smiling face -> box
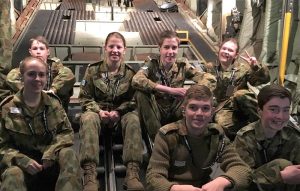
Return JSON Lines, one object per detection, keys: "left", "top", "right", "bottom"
{"left": 259, "top": 97, "right": 290, "bottom": 136}
{"left": 159, "top": 37, "right": 179, "bottom": 67}
{"left": 218, "top": 40, "right": 238, "bottom": 69}
{"left": 29, "top": 40, "right": 50, "bottom": 62}
{"left": 22, "top": 58, "right": 47, "bottom": 94}
{"left": 183, "top": 98, "right": 214, "bottom": 136}
{"left": 104, "top": 35, "right": 126, "bottom": 65}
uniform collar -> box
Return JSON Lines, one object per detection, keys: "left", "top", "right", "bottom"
{"left": 254, "top": 120, "right": 289, "bottom": 141}
{"left": 13, "top": 89, "right": 51, "bottom": 116}
{"left": 158, "top": 58, "right": 179, "bottom": 74}
{"left": 177, "top": 119, "right": 212, "bottom": 138}
{"left": 98, "top": 60, "right": 126, "bottom": 77}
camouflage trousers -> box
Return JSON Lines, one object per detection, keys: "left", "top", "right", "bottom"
{"left": 251, "top": 159, "right": 299, "bottom": 191}
{"left": 135, "top": 91, "right": 183, "bottom": 141}
{"left": 0, "top": 147, "right": 82, "bottom": 191}
{"left": 215, "top": 89, "right": 259, "bottom": 140}
{"left": 79, "top": 111, "right": 143, "bottom": 165}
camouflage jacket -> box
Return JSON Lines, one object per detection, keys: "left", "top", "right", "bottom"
{"left": 146, "top": 119, "right": 251, "bottom": 191}
{"left": 6, "top": 57, "right": 75, "bottom": 99}
{"left": 79, "top": 60, "right": 136, "bottom": 115}
{"left": 234, "top": 121, "right": 300, "bottom": 190}
{"left": 132, "top": 55, "right": 217, "bottom": 94}
{"left": 0, "top": 90, "right": 74, "bottom": 172}
{"left": 204, "top": 59, "right": 270, "bottom": 102}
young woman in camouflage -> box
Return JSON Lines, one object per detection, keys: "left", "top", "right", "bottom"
{"left": 6, "top": 36, "right": 75, "bottom": 112}
{"left": 146, "top": 84, "right": 251, "bottom": 191}
{"left": 79, "top": 32, "right": 144, "bottom": 191}
{"left": 0, "top": 56, "right": 81, "bottom": 191}
{"left": 204, "top": 38, "right": 270, "bottom": 140}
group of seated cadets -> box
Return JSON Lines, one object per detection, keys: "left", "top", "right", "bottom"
{"left": 0, "top": 29, "right": 299, "bottom": 191}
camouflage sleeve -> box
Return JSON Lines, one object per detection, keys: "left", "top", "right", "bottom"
{"left": 233, "top": 133, "right": 257, "bottom": 167}
{"left": 6, "top": 68, "right": 22, "bottom": 93}
{"left": 247, "top": 62, "right": 270, "bottom": 86}
{"left": 132, "top": 60, "right": 157, "bottom": 93}
{"left": 219, "top": 140, "right": 252, "bottom": 189}
{"left": 146, "top": 132, "right": 175, "bottom": 191}
{"left": 78, "top": 66, "right": 101, "bottom": 113}
{"left": 0, "top": 111, "right": 34, "bottom": 170}
{"left": 51, "top": 64, "right": 76, "bottom": 97}
{"left": 42, "top": 102, "right": 74, "bottom": 161}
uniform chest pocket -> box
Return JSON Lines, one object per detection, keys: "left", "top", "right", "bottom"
{"left": 170, "top": 144, "right": 191, "bottom": 173}
{"left": 93, "top": 77, "right": 109, "bottom": 95}
{"left": 5, "top": 113, "right": 30, "bottom": 134}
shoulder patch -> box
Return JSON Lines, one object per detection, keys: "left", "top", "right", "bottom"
{"left": 88, "top": 61, "right": 102, "bottom": 68}
{"left": 125, "top": 63, "right": 136, "bottom": 73}
{"left": 0, "top": 95, "right": 14, "bottom": 107}
{"left": 159, "top": 123, "right": 179, "bottom": 135}
{"left": 49, "top": 57, "right": 61, "bottom": 63}
{"left": 176, "top": 57, "right": 188, "bottom": 64}
{"left": 236, "top": 124, "right": 255, "bottom": 136}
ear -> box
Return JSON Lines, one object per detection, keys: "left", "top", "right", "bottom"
{"left": 234, "top": 52, "right": 239, "bottom": 60}
{"left": 211, "top": 106, "right": 215, "bottom": 115}
{"left": 181, "top": 105, "right": 185, "bottom": 117}
{"left": 257, "top": 108, "right": 262, "bottom": 116}
{"left": 47, "top": 49, "right": 50, "bottom": 57}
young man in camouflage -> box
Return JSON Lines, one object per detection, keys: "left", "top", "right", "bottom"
{"left": 146, "top": 84, "right": 251, "bottom": 191}
{"left": 204, "top": 38, "right": 270, "bottom": 140}
{"left": 0, "top": 56, "right": 81, "bottom": 190}
{"left": 6, "top": 36, "right": 75, "bottom": 112}
{"left": 132, "top": 30, "right": 216, "bottom": 141}
{"left": 234, "top": 84, "right": 300, "bottom": 191}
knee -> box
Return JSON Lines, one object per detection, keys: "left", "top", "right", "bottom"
{"left": 81, "top": 111, "right": 99, "bottom": 123}
{"left": 233, "top": 90, "right": 256, "bottom": 104}
{"left": 2, "top": 166, "right": 24, "bottom": 180}
{"left": 121, "top": 112, "right": 140, "bottom": 129}
{"left": 80, "top": 111, "right": 101, "bottom": 131}
{"left": 58, "top": 147, "right": 79, "bottom": 167}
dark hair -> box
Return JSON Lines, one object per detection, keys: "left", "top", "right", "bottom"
{"left": 158, "top": 30, "right": 180, "bottom": 47}
{"left": 183, "top": 84, "right": 213, "bottom": 105}
{"left": 105, "top": 32, "right": 126, "bottom": 47}
{"left": 20, "top": 56, "right": 48, "bottom": 75}
{"left": 219, "top": 38, "right": 239, "bottom": 53}
{"left": 257, "top": 84, "right": 292, "bottom": 109}
{"left": 29, "top": 36, "right": 49, "bottom": 49}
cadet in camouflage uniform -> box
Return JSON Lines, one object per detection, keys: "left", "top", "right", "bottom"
{"left": 234, "top": 84, "right": 300, "bottom": 191}
{"left": 79, "top": 32, "right": 144, "bottom": 191}
{"left": 146, "top": 84, "right": 251, "bottom": 191}
{"left": 204, "top": 38, "right": 270, "bottom": 140}
{"left": 6, "top": 36, "right": 75, "bottom": 112}
{"left": 0, "top": 56, "right": 82, "bottom": 191}
{"left": 132, "top": 30, "right": 216, "bottom": 140}
{"left": 0, "top": 0, "right": 13, "bottom": 102}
